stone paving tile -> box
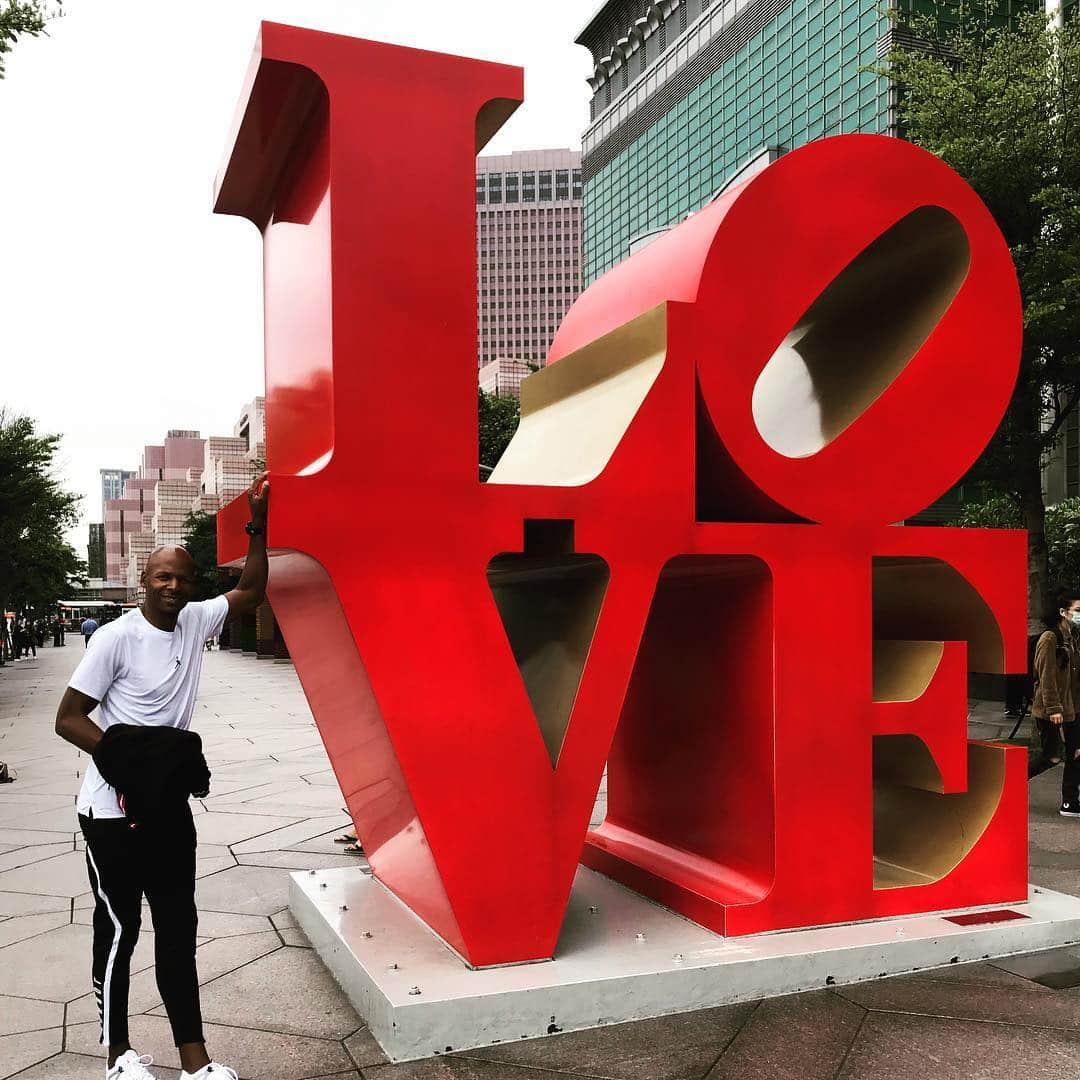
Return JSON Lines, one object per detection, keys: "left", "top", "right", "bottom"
{"left": 364, "top": 1060, "right": 599, "bottom": 1080}
{"left": 0, "top": 1027, "right": 64, "bottom": 1078}
{"left": 0, "top": 995, "right": 63, "bottom": 1036}
{"left": 837, "top": 1012, "right": 1080, "bottom": 1080}
{"left": 193, "top": 910, "right": 275, "bottom": 939}
{"left": 235, "top": 850, "right": 363, "bottom": 871}
{"left": 1030, "top": 866, "right": 1080, "bottom": 894}
{"left": 0, "top": 795, "right": 73, "bottom": 821}
{"left": 0, "top": 827, "right": 76, "bottom": 848}
{"left": 0, "top": 841, "right": 72, "bottom": 873}
{"left": 196, "top": 852, "right": 239, "bottom": 879}
{"left": 195, "top": 946, "right": 361, "bottom": 1038}
{"left": 278, "top": 925, "right": 312, "bottom": 947}
{"left": 705, "top": 992, "right": 864, "bottom": 1079}
{"left": 468, "top": 1004, "right": 756, "bottom": 1079}
{"left": 0, "top": 805, "right": 77, "bottom": 834}
{"left": 835, "top": 972, "right": 1080, "bottom": 1030}
{"left": 7, "top": 1053, "right": 181, "bottom": 1079}
{"left": 245, "top": 785, "right": 348, "bottom": 812}
{"left": 195, "top": 864, "right": 294, "bottom": 915}
{"left": 193, "top": 811, "right": 302, "bottom": 846}
{"left": 0, "top": 891, "right": 70, "bottom": 917}
{"left": 67, "top": 1016, "right": 355, "bottom": 1080}
{"left": 0, "top": 922, "right": 155, "bottom": 1003}
{"left": 271, "top": 908, "right": 297, "bottom": 929}
{"left": 0, "top": 851, "right": 92, "bottom": 898}
{"left": 915, "top": 960, "right": 1054, "bottom": 992}
{"left": 192, "top": 929, "right": 283, "bottom": 983}
{"left": 0, "top": 911, "right": 71, "bottom": 949}
{"left": 992, "top": 945, "right": 1080, "bottom": 989}
{"left": 345, "top": 1028, "right": 390, "bottom": 1069}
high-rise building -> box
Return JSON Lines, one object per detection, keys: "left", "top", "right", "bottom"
{"left": 478, "top": 357, "right": 534, "bottom": 399}
{"left": 103, "top": 430, "right": 205, "bottom": 588}
{"left": 87, "top": 523, "right": 105, "bottom": 579}
{"left": 575, "top": 0, "right": 1036, "bottom": 285}
{"left": 476, "top": 149, "right": 584, "bottom": 366}
{"left": 100, "top": 468, "right": 136, "bottom": 509}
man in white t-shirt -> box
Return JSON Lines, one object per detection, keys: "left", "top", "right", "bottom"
{"left": 55, "top": 472, "right": 270, "bottom": 1080}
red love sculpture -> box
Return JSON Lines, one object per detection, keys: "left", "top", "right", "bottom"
{"left": 215, "top": 23, "right": 1026, "bottom": 966}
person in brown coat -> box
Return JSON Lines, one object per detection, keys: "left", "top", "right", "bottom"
{"left": 1031, "top": 589, "right": 1080, "bottom": 816}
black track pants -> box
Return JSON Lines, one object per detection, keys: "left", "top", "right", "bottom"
{"left": 79, "top": 806, "right": 204, "bottom": 1047}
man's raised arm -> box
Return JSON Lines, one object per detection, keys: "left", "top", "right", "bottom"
{"left": 225, "top": 471, "right": 270, "bottom": 617}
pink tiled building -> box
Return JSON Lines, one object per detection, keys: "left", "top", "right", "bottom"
{"left": 104, "top": 432, "right": 204, "bottom": 586}
{"left": 476, "top": 149, "right": 583, "bottom": 368}
{"left": 101, "top": 403, "right": 266, "bottom": 598}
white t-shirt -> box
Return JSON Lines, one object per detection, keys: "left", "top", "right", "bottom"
{"left": 71, "top": 596, "right": 230, "bottom": 819}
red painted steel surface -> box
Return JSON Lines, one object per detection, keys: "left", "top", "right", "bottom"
{"left": 215, "top": 23, "right": 1027, "bottom": 965}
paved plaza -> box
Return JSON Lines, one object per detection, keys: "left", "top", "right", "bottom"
{"left": 1, "top": 644, "right": 1079, "bottom": 1079}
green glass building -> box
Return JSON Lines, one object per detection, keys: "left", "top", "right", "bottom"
{"left": 576, "top": 0, "right": 1042, "bottom": 285}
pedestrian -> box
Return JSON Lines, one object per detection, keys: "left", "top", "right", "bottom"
{"left": 52, "top": 618, "right": 62, "bottom": 648}
{"left": 80, "top": 615, "right": 100, "bottom": 647}
{"left": 15, "top": 618, "right": 36, "bottom": 660}
{"left": 1031, "top": 588, "right": 1080, "bottom": 817}
{"left": 54, "top": 471, "right": 269, "bottom": 1080}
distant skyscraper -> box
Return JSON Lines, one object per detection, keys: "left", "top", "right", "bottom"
{"left": 476, "top": 149, "right": 583, "bottom": 368}
{"left": 100, "top": 468, "right": 136, "bottom": 508}
{"left": 87, "top": 523, "right": 105, "bottom": 579}
{"left": 103, "top": 431, "right": 205, "bottom": 587}
{"left": 575, "top": 0, "right": 1036, "bottom": 284}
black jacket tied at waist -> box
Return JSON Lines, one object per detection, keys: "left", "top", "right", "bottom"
{"left": 92, "top": 725, "right": 211, "bottom": 825}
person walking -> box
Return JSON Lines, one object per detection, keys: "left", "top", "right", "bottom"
{"left": 1031, "top": 589, "right": 1080, "bottom": 817}
{"left": 55, "top": 472, "right": 270, "bottom": 1080}
{"left": 81, "top": 615, "right": 100, "bottom": 647}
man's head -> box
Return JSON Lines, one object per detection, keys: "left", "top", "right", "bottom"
{"left": 141, "top": 546, "right": 196, "bottom": 619}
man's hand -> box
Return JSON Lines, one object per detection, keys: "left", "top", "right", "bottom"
{"left": 1051, "top": 712, "right": 1065, "bottom": 725}
{"left": 248, "top": 470, "right": 269, "bottom": 527}
{"left": 226, "top": 470, "right": 271, "bottom": 619}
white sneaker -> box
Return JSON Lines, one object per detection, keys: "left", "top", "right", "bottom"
{"left": 107, "top": 1050, "right": 157, "bottom": 1079}
{"left": 180, "top": 1065, "right": 239, "bottom": 1080}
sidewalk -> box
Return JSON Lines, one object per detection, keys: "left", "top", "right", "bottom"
{"left": 0, "top": 645, "right": 1078, "bottom": 1080}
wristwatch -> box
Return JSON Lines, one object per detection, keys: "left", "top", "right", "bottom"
{"left": 244, "top": 521, "right": 265, "bottom": 536}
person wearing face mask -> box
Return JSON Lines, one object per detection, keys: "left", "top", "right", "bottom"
{"left": 1031, "top": 589, "right": 1080, "bottom": 816}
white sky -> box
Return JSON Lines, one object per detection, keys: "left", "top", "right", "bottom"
{"left": 0, "top": 0, "right": 593, "bottom": 555}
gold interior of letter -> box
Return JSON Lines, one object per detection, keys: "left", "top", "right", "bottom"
{"left": 752, "top": 206, "right": 970, "bottom": 458}
{"left": 489, "top": 305, "right": 667, "bottom": 487}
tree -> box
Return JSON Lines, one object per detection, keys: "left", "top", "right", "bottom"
{"left": 0, "top": 411, "right": 85, "bottom": 662}
{"left": 879, "top": 4, "right": 1080, "bottom": 630}
{"left": 951, "top": 494, "right": 1080, "bottom": 601}
{"left": 180, "top": 510, "right": 228, "bottom": 602}
{"left": 0, "top": 1, "right": 56, "bottom": 78}
{"left": 478, "top": 388, "right": 520, "bottom": 478}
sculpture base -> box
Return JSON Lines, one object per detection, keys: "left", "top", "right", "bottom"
{"left": 291, "top": 867, "right": 1080, "bottom": 1062}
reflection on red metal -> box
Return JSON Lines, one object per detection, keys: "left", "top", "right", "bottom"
{"left": 215, "top": 23, "right": 1027, "bottom": 967}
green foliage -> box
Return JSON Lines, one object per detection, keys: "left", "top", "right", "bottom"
{"left": 478, "top": 388, "right": 520, "bottom": 478}
{"left": 876, "top": 3, "right": 1080, "bottom": 620}
{"left": 180, "top": 510, "right": 228, "bottom": 602}
{"left": 952, "top": 493, "right": 1080, "bottom": 586}
{"left": 952, "top": 493, "right": 1022, "bottom": 530}
{"left": 0, "top": 1, "right": 54, "bottom": 78}
{"left": 0, "top": 411, "right": 86, "bottom": 660}
{"left": 881, "top": 4, "right": 1080, "bottom": 475}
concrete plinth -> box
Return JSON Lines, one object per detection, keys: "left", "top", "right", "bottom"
{"left": 290, "top": 866, "right": 1080, "bottom": 1062}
